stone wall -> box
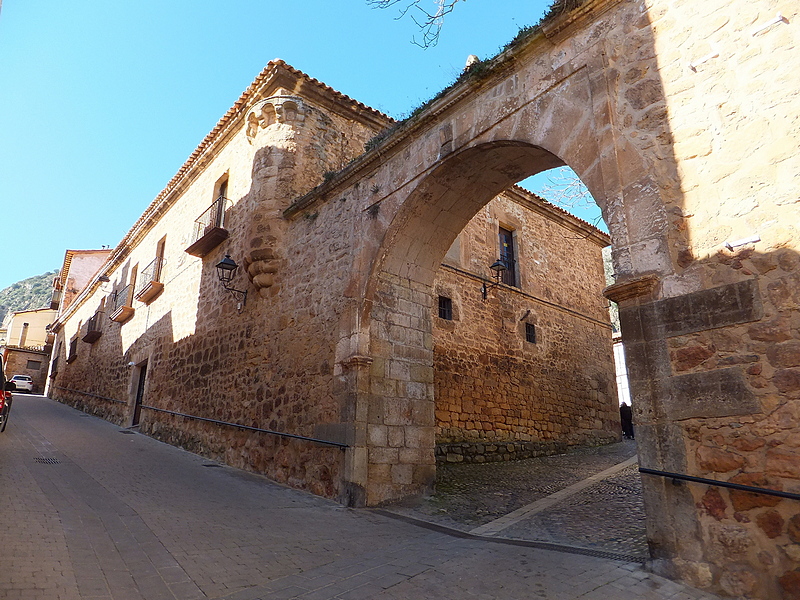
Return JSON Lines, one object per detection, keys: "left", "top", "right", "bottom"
{"left": 49, "top": 63, "right": 391, "bottom": 501}
{"left": 433, "top": 189, "right": 617, "bottom": 450}
{"left": 436, "top": 440, "right": 569, "bottom": 464}
{"left": 606, "top": 2, "right": 800, "bottom": 597}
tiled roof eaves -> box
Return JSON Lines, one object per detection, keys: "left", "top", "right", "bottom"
{"left": 58, "top": 250, "right": 76, "bottom": 287}
{"left": 53, "top": 61, "right": 391, "bottom": 327}
{"left": 120, "top": 60, "right": 393, "bottom": 256}
{"left": 507, "top": 184, "right": 610, "bottom": 246}
{"left": 12, "top": 307, "right": 56, "bottom": 316}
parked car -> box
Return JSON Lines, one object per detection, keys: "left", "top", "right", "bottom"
{"left": 9, "top": 374, "right": 34, "bottom": 393}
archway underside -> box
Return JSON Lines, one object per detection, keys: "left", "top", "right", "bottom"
{"left": 360, "top": 141, "right": 618, "bottom": 506}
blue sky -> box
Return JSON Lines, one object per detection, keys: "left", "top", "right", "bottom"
{"left": 0, "top": 0, "right": 603, "bottom": 291}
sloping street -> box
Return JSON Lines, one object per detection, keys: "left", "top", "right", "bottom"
{"left": 0, "top": 395, "right": 720, "bottom": 600}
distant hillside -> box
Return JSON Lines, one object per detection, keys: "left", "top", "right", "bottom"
{"left": 0, "top": 271, "right": 57, "bottom": 325}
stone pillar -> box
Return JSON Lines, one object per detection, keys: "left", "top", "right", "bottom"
{"left": 358, "top": 273, "right": 437, "bottom": 506}
{"left": 242, "top": 93, "right": 308, "bottom": 297}
{"left": 605, "top": 272, "right": 777, "bottom": 592}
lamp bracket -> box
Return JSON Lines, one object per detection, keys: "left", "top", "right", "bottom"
{"left": 222, "top": 285, "right": 247, "bottom": 312}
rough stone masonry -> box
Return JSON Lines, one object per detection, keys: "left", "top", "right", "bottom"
{"left": 48, "top": 1, "right": 800, "bottom": 598}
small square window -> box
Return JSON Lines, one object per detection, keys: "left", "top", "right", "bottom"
{"left": 525, "top": 322, "right": 537, "bottom": 344}
{"left": 438, "top": 296, "right": 453, "bottom": 320}
{"left": 26, "top": 360, "right": 42, "bottom": 370}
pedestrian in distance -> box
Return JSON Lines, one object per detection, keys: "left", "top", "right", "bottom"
{"left": 620, "top": 402, "right": 634, "bottom": 440}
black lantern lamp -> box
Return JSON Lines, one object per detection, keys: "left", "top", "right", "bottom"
{"left": 482, "top": 259, "right": 507, "bottom": 301}
{"left": 489, "top": 260, "right": 507, "bottom": 280}
{"left": 215, "top": 254, "right": 248, "bottom": 310}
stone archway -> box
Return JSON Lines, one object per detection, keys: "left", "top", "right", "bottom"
{"left": 347, "top": 57, "right": 680, "bottom": 507}
{"left": 283, "top": 2, "right": 799, "bottom": 596}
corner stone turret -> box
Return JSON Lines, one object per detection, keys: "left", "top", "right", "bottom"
{"left": 240, "top": 76, "right": 393, "bottom": 296}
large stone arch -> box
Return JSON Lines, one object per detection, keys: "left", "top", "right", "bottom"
{"left": 284, "top": 2, "right": 799, "bottom": 595}
{"left": 359, "top": 146, "right": 603, "bottom": 500}
{"left": 341, "top": 16, "right": 683, "bottom": 496}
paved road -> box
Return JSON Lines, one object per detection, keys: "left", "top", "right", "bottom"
{"left": 388, "top": 439, "right": 648, "bottom": 559}
{"left": 0, "top": 395, "right": 720, "bottom": 600}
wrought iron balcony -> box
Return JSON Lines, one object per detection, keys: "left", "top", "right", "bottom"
{"left": 82, "top": 312, "right": 103, "bottom": 343}
{"left": 185, "top": 196, "right": 229, "bottom": 257}
{"left": 134, "top": 257, "right": 165, "bottom": 303}
{"left": 109, "top": 285, "right": 135, "bottom": 323}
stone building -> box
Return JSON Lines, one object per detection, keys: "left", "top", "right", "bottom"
{"left": 1, "top": 307, "right": 56, "bottom": 392}
{"left": 46, "top": 248, "right": 112, "bottom": 392}
{"left": 50, "top": 249, "right": 113, "bottom": 313}
{"left": 47, "top": 0, "right": 800, "bottom": 596}
{"left": 48, "top": 59, "right": 615, "bottom": 499}
{"left": 433, "top": 185, "right": 615, "bottom": 462}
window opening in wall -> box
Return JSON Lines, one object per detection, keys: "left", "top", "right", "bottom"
{"left": 132, "top": 362, "right": 147, "bottom": 426}
{"left": 525, "top": 322, "right": 537, "bottom": 344}
{"left": 129, "top": 264, "right": 138, "bottom": 298}
{"left": 438, "top": 296, "right": 453, "bottom": 320}
{"left": 67, "top": 338, "right": 78, "bottom": 363}
{"left": 50, "top": 343, "right": 61, "bottom": 377}
{"left": 499, "top": 227, "right": 517, "bottom": 287}
{"left": 84, "top": 311, "right": 103, "bottom": 343}
{"left": 26, "top": 360, "right": 42, "bottom": 370}
{"left": 186, "top": 175, "right": 230, "bottom": 257}
{"left": 155, "top": 236, "right": 166, "bottom": 279}
{"left": 136, "top": 237, "right": 167, "bottom": 303}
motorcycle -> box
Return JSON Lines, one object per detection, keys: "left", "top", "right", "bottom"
{"left": 0, "top": 381, "right": 14, "bottom": 433}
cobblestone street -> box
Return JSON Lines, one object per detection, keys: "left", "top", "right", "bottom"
{"left": 384, "top": 440, "right": 649, "bottom": 559}
{"left": 0, "top": 395, "right": 720, "bottom": 600}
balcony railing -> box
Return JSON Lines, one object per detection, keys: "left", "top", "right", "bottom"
{"left": 134, "top": 257, "right": 165, "bottom": 303}
{"left": 113, "top": 285, "right": 132, "bottom": 311}
{"left": 66, "top": 338, "right": 78, "bottom": 363}
{"left": 82, "top": 312, "right": 103, "bottom": 343}
{"left": 109, "top": 285, "right": 134, "bottom": 323}
{"left": 185, "top": 196, "right": 229, "bottom": 257}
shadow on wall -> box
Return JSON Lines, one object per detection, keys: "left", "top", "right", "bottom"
{"left": 619, "top": 245, "right": 800, "bottom": 600}
{"left": 353, "top": 3, "right": 799, "bottom": 597}
{"left": 51, "top": 142, "right": 347, "bottom": 501}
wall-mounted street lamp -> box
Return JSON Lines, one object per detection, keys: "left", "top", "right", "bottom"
{"left": 215, "top": 254, "right": 248, "bottom": 311}
{"left": 482, "top": 259, "right": 506, "bottom": 301}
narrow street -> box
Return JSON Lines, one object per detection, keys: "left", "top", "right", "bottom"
{"left": 0, "top": 394, "right": 720, "bottom": 600}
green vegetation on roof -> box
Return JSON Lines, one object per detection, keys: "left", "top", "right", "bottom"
{"left": 364, "top": 0, "right": 589, "bottom": 154}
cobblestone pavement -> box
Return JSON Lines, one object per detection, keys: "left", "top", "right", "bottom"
{"left": 390, "top": 440, "right": 647, "bottom": 559}
{"left": 0, "top": 395, "right": 720, "bottom": 600}
{"left": 384, "top": 439, "right": 649, "bottom": 559}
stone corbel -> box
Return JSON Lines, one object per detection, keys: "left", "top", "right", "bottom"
{"left": 245, "top": 247, "right": 280, "bottom": 294}
{"left": 341, "top": 355, "right": 374, "bottom": 370}
{"left": 246, "top": 93, "right": 307, "bottom": 142}
{"left": 603, "top": 274, "right": 659, "bottom": 304}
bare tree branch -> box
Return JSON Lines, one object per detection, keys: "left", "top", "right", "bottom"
{"left": 367, "top": 0, "right": 464, "bottom": 47}
{"left": 539, "top": 166, "right": 598, "bottom": 218}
